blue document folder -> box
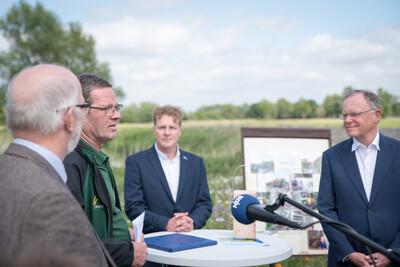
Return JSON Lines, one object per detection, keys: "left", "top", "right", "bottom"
{"left": 145, "top": 233, "right": 218, "bottom": 252}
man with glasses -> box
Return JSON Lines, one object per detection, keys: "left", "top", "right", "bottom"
{"left": 63, "top": 73, "right": 147, "bottom": 267}
{"left": 318, "top": 90, "right": 400, "bottom": 267}
{"left": 0, "top": 64, "right": 115, "bottom": 266}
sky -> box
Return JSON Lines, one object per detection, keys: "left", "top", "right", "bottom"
{"left": 1, "top": 0, "right": 399, "bottom": 112}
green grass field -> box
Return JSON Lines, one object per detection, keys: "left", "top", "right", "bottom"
{"left": 1, "top": 118, "right": 399, "bottom": 266}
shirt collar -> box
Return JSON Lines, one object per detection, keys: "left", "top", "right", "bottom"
{"left": 13, "top": 138, "right": 68, "bottom": 183}
{"left": 352, "top": 132, "right": 380, "bottom": 152}
{"left": 81, "top": 139, "right": 109, "bottom": 165}
{"left": 154, "top": 142, "right": 180, "bottom": 162}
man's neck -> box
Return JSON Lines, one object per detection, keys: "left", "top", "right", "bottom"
{"left": 80, "top": 132, "right": 102, "bottom": 151}
{"left": 156, "top": 144, "right": 177, "bottom": 160}
{"left": 355, "top": 129, "right": 379, "bottom": 147}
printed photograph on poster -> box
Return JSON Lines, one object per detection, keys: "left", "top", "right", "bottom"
{"left": 241, "top": 128, "right": 331, "bottom": 230}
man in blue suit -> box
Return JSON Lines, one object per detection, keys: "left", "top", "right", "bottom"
{"left": 124, "top": 105, "right": 213, "bottom": 234}
{"left": 318, "top": 90, "right": 400, "bottom": 267}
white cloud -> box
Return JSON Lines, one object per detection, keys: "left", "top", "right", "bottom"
{"left": 81, "top": 14, "right": 400, "bottom": 111}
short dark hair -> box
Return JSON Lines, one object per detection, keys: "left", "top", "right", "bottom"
{"left": 77, "top": 73, "right": 112, "bottom": 104}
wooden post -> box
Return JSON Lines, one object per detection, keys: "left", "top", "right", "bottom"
{"left": 233, "top": 190, "right": 256, "bottom": 239}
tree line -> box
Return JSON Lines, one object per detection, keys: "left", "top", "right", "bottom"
{"left": 119, "top": 87, "right": 399, "bottom": 123}
{"left": 1, "top": 1, "right": 398, "bottom": 124}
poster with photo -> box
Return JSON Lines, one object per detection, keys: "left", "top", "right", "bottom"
{"left": 241, "top": 127, "right": 331, "bottom": 230}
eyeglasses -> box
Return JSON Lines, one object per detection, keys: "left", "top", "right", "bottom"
{"left": 56, "top": 103, "right": 90, "bottom": 115}
{"left": 89, "top": 104, "right": 123, "bottom": 117}
{"left": 338, "top": 108, "right": 375, "bottom": 120}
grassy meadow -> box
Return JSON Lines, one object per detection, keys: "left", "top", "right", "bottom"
{"left": 1, "top": 117, "right": 400, "bottom": 266}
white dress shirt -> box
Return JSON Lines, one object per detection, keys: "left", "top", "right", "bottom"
{"left": 155, "top": 143, "right": 181, "bottom": 202}
{"left": 352, "top": 132, "right": 380, "bottom": 201}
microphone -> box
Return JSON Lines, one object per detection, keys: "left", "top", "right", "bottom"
{"left": 231, "top": 194, "right": 302, "bottom": 229}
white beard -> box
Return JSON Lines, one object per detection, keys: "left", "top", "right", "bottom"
{"left": 66, "top": 110, "right": 83, "bottom": 154}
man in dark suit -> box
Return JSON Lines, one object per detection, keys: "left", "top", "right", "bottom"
{"left": 0, "top": 64, "right": 115, "bottom": 266}
{"left": 318, "top": 90, "right": 400, "bottom": 267}
{"left": 124, "top": 105, "right": 213, "bottom": 234}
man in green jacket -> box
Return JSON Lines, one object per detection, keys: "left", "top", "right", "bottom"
{"left": 64, "top": 73, "right": 147, "bottom": 267}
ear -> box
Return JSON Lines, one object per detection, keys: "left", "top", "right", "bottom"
{"left": 63, "top": 107, "right": 76, "bottom": 134}
{"left": 374, "top": 109, "right": 382, "bottom": 123}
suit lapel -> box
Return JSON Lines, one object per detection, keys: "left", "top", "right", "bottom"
{"left": 176, "top": 150, "right": 188, "bottom": 203}
{"left": 147, "top": 147, "right": 175, "bottom": 202}
{"left": 340, "top": 139, "right": 369, "bottom": 205}
{"left": 369, "top": 135, "right": 393, "bottom": 206}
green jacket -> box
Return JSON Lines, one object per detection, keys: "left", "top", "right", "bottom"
{"left": 64, "top": 140, "right": 133, "bottom": 266}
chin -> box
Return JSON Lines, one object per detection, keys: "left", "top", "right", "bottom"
{"left": 105, "top": 136, "right": 116, "bottom": 143}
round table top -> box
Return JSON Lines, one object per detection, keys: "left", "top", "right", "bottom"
{"left": 144, "top": 229, "right": 292, "bottom": 267}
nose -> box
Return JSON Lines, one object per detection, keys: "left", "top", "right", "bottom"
{"left": 344, "top": 115, "right": 352, "bottom": 122}
{"left": 111, "top": 109, "right": 121, "bottom": 120}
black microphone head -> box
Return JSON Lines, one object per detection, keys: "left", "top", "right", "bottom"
{"left": 231, "top": 194, "right": 260, "bottom": 224}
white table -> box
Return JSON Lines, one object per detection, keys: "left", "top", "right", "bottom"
{"left": 144, "top": 229, "right": 292, "bottom": 267}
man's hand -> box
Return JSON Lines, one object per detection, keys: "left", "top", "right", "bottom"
{"left": 366, "top": 252, "right": 391, "bottom": 267}
{"left": 166, "top": 212, "right": 194, "bottom": 232}
{"left": 129, "top": 227, "right": 135, "bottom": 241}
{"left": 131, "top": 241, "right": 147, "bottom": 267}
{"left": 348, "top": 252, "right": 370, "bottom": 267}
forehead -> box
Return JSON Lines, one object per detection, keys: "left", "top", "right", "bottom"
{"left": 90, "top": 87, "right": 116, "bottom": 105}
{"left": 343, "top": 93, "right": 370, "bottom": 110}
{"left": 156, "top": 114, "right": 179, "bottom": 125}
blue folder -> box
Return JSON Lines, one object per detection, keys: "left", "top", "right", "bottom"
{"left": 144, "top": 233, "right": 218, "bottom": 252}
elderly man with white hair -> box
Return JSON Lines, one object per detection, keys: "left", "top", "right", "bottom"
{"left": 0, "top": 64, "right": 115, "bottom": 267}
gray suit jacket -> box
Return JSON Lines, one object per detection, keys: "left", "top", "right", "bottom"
{"left": 0, "top": 143, "right": 115, "bottom": 267}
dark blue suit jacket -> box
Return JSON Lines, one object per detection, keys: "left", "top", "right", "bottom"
{"left": 318, "top": 134, "right": 400, "bottom": 266}
{"left": 124, "top": 145, "right": 213, "bottom": 234}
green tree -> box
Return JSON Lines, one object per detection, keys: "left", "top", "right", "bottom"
{"left": 323, "top": 94, "right": 343, "bottom": 117}
{"left": 120, "top": 104, "right": 140, "bottom": 123}
{"left": 221, "top": 104, "right": 238, "bottom": 119}
{"left": 245, "top": 103, "right": 264, "bottom": 119}
{"left": 236, "top": 103, "right": 249, "bottom": 119}
{"left": 315, "top": 105, "right": 326, "bottom": 118}
{"left": 377, "top": 88, "right": 396, "bottom": 118}
{"left": 273, "top": 98, "right": 293, "bottom": 119}
{"left": 393, "top": 103, "right": 400, "bottom": 117}
{"left": 138, "top": 102, "right": 157, "bottom": 122}
{"left": 293, "top": 98, "right": 315, "bottom": 119}
{"left": 245, "top": 99, "right": 274, "bottom": 119}
{"left": 192, "top": 105, "right": 223, "bottom": 120}
{"left": 0, "top": 1, "right": 124, "bottom": 123}
{"left": 258, "top": 99, "right": 274, "bottom": 119}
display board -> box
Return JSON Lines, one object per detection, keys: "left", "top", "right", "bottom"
{"left": 241, "top": 127, "right": 331, "bottom": 229}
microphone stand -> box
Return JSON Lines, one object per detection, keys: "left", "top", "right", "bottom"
{"left": 266, "top": 193, "right": 400, "bottom": 265}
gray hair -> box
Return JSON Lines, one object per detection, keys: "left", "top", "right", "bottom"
{"left": 344, "top": 89, "right": 382, "bottom": 110}
{"left": 77, "top": 73, "right": 112, "bottom": 104}
{"left": 6, "top": 64, "right": 79, "bottom": 135}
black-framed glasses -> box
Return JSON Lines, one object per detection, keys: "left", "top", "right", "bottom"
{"left": 338, "top": 108, "right": 375, "bottom": 120}
{"left": 89, "top": 104, "right": 123, "bottom": 117}
{"left": 56, "top": 103, "right": 90, "bottom": 115}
